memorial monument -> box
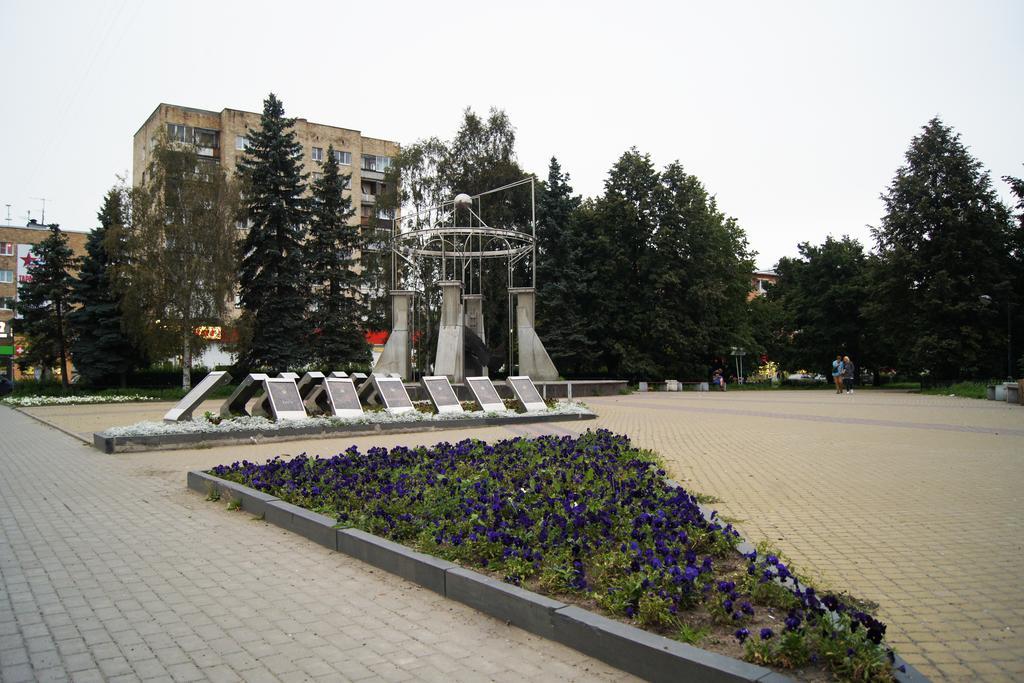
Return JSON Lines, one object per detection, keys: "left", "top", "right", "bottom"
{"left": 373, "top": 180, "right": 558, "bottom": 383}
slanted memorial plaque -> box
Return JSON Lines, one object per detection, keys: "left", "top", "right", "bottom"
{"left": 421, "top": 376, "right": 463, "bottom": 414}
{"left": 220, "top": 373, "right": 269, "bottom": 417}
{"left": 507, "top": 375, "right": 547, "bottom": 411}
{"left": 163, "top": 371, "right": 232, "bottom": 422}
{"left": 373, "top": 376, "right": 415, "bottom": 414}
{"left": 465, "top": 376, "right": 508, "bottom": 413}
{"left": 263, "top": 377, "right": 307, "bottom": 420}
{"left": 253, "top": 372, "right": 303, "bottom": 417}
{"left": 325, "top": 377, "right": 363, "bottom": 417}
{"left": 330, "top": 371, "right": 349, "bottom": 378}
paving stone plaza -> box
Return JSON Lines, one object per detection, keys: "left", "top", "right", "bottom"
{"left": 2, "top": 390, "right": 1022, "bottom": 681}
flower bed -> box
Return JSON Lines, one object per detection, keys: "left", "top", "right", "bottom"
{"left": 209, "top": 429, "right": 901, "bottom": 681}
{"left": 2, "top": 394, "right": 160, "bottom": 407}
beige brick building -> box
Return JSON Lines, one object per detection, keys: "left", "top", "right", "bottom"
{"left": 132, "top": 103, "right": 400, "bottom": 231}
{"left": 0, "top": 221, "right": 89, "bottom": 325}
{"left": 1, "top": 221, "right": 90, "bottom": 379}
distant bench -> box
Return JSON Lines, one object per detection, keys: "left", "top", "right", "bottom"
{"left": 638, "top": 380, "right": 709, "bottom": 392}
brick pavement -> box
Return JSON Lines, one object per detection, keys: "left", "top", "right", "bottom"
{"left": 12, "top": 390, "right": 1024, "bottom": 681}
{"left": 576, "top": 391, "right": 1023, "bottom": 682}
{"left": 0, "top": 406, "right": 635, "bottom": 683}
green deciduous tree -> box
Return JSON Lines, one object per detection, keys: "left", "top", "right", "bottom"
{"left": 762, "top": 236, "right": 870, "bottom": 375}
{"left": 111, "top": 136, "right": 239, "bottom": 389}
{"left": 68, "top": 185, "right": 145, "bottom": 387}
{"left": 866, "top": 117, "right": 1013, "bottom": 379}
{"left": 17, "top": 224, "right": 79, "bottom": 389}
{"left": 306, "top": 145, "right": 370, "bottom": 369}
{"left": 378, "top": 108, "right": 528, "bottom": 374}
{"left": 237, "top": 93, "right": 310, "bottom": 371}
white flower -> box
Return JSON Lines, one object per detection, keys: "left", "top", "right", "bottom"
{"left": 2, "top": 395, "right": 159, "bottom": 407}
{"left": 101, "top": 401, "right": 593, "bottom": 438}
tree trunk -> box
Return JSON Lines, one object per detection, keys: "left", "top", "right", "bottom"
{"left": 56, "top": 300, "right": 69, "bottom": 392}
{"left": 182, "top": 339, "right": 192, "bottom": 391}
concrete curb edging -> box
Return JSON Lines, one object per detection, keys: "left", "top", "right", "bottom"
{"left": 189, "top": 470, "right": 929, "bottom": 682}
{"left": 97, "top": 411, "right": 597, "bottom": 453}
{"left": 10, "top": 406, "right": 92, "bottom": 445}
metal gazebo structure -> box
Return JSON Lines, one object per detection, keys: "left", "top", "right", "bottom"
{"left": 372, "top": 177, "right": 558, "bottom": 383}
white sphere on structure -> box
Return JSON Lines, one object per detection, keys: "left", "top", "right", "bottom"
{"left": 454, "top": 193, "right": 472, "bottom": 209}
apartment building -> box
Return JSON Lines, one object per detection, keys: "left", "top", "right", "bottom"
{"left": 132, "top": 103, "right": 400, "bottom": 230}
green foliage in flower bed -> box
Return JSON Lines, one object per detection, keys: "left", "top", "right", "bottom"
{"left": 209, "top": 430, "right": 899, "bottom": 681}
{"left": 920, "top": 381, "right": 989, "bottom": 399}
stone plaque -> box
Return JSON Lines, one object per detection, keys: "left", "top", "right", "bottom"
{"left": 374, "top": 376, "right": 415, "bottom": 414}
{"left": 325, "top": 377, "right": 363, "bottom": 417}
{"left": 507, "top": 375, "right": 547, "bottom": 411}
{"left": 264, "top": 378, "right": 307, "bottom": 420}
{"left": 421, "top": 376, "right": 463, "bottom": 414}
{"left": 330, "top": 371, "right": 349, "bottom": 378}
{"left": 163, "top": 371, "right": 232, "bottom": 422}
{"left": 466, "top": 376, "right": 508, "bottom": 412}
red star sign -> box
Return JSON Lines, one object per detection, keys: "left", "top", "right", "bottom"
{"left": 20, "top": 252, "right": 37, "bottom": 268}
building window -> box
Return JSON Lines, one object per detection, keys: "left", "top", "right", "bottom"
{"left": 344, "top": 176, "right": 352, "bottom": 190}
{"left": 235, "top": 135, "right": 249, "bottom": 151}
{"left": 167, "top": 123, "right": 188, "bottom": 143}
{"left": 0, "top": 242, "right": 12, "bottom": 256}
{"left": 0, "top": 270, "right": 14, "bottom": 284}
{"left": 333, "top": 150, "right": 352, "bottom": 165}
{"left": 312, "top": 147, "right": 323, "bottom": 162}
{"left": 312, "top": 172, "right": 324, "bottom": 182}
{"left": 361, "top": 154, "right": 391, "bottom": 172}
{"left": 0, "top": 296, "right": 14, "bottom": 311}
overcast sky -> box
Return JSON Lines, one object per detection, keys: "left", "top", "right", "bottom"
{"left": 2, "top": 0, "right": 1021, "bottom": 269}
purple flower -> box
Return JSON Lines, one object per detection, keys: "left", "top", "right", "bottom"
{"left": 734, "top": 628, "right": 750, "bottom": 643}
{"left": 760, "top": 628, "right": 773, "bottom": 641}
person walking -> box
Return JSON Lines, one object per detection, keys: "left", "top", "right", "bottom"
{"left": 843, "top": 355, "right": 855, "bottom": 394}
{"left": 832, "top": 355, "right": 845, "bottom": 394}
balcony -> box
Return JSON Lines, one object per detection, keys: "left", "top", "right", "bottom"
{"left": 361, "top": 193, "right": 376, "bottom": 204}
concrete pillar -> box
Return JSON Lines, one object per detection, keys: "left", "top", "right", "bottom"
{"left": 373, "top": 290, "right": 414, "bottom": 380}
{"left": 434, "top": 281, "right": 465, "bottom": 383}
{"left": 463, "top": 294, "right": 486, "bottom": 377}
{"left": 510, "top": 287, "right": 559, "bottom": 381}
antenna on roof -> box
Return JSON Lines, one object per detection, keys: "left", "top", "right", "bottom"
{"left": 4, "top": 205, "right": 10, "bottom": 225}
{"left": 31, "top": 197, "right": 47, "bottom": 224}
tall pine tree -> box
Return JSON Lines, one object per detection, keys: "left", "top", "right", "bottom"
{"left": 17, "top": 225, "right": 78, "bottom": 389}
{"left": 535, "top": 157, "right": 596, "bottom": 376}
{"left": 237, "top": 93, "right": 310, "bottom": 371}
{"left": 306, "top": 145, "right": 370, "bottom": 369}
{"left": 68, "top": 186, "right": 143, "bottom": 387}
{"left": 866, "top": 117, "right": 1012, "bottom": 379}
